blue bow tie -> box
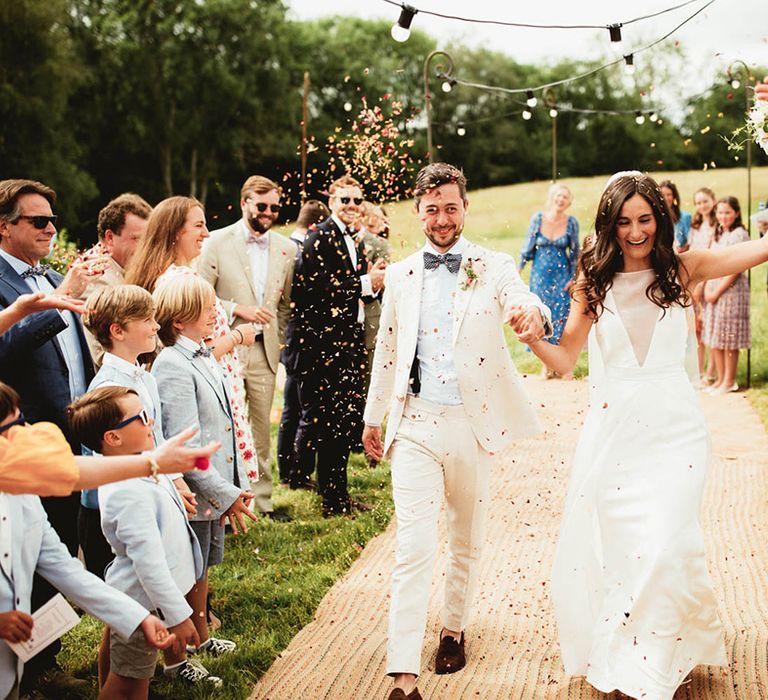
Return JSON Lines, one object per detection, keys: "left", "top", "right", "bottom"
{"left": 423, "top": 251, "right": 462, "bottom": 274}
{"left": 193, "top": 346, "right": 213, "bottom": 359}
{"left": 20, "top": 264, "right": 51, "bottom": 279}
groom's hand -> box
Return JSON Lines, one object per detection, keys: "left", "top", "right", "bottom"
{"left": 363, "top": 425, "right": 384, "bottom": 462}
{"left": 507, "top": 306, "right": 545, "bottom": 345}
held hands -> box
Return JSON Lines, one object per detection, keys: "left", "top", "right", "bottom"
{"left": 369, "top": 259, "right": 387, "bottom": 293}
{"left": 168, "top": 617, "right": 200, "bottom": 657}
{"left": 151, "top": 426, "right": 221, "bottom": 474}
{"left": 139, "top": 614, "right": 176, "bottom": 650}
{"left": 506, "top": 306, "right": 546, "bottom": 345}
{"left": 233, "top": 304, "right": 275, "bottom": 325}
{"left": 0, "top": 611, "right": 34, "bottom": 643}
{"left": 756, "top": 77, "right": 768, "bottom": 102}
{"left": 363, "top": 425, "right": 384, "bottom": 462}
{"left": 219, "top": 491, "right": 258, "bottom": 535}
{"left": 54, "top": 255, "right": 110, "bottom": 297}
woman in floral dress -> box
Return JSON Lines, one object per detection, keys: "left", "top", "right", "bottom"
{"left": 125, "top": 196, "right": 259, "bottom": 479}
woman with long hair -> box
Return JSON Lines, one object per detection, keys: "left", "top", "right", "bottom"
{"left": 519, "top": 183, "right": 580, "bottom": 377}
{"left": 702, "top": 196, "right": 750, "bottom": 395}
{"left": 125, "top": 197, "right": 259, "bottom": 478}
{"left": 690, "top": 187, "right": 718, "bottom": 383}
{"left": 513, "top": 172, "right": 768, "bottom": 699}
{"left": 659, "top": 179, "right": 692, "bottom": 252}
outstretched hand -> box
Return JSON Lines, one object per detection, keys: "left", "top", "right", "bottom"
{"left": 12, "top": 291, "right": 86, "bottom": 317}
{"left": 506, "top": 306, "right": 546, "bottom": 345}
{"left": 151, "top": 426, "right": 221, "bottom": 474}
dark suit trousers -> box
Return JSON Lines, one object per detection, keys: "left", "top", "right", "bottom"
{"left": 278, "top": 372, "right": 308, "bottom": 483}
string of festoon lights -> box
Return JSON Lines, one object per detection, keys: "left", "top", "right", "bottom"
{"left": 427, "top": 0, "right": 715, "bottom": 102}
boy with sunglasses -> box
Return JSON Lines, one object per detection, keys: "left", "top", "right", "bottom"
{"left": 199, "top": 174, "right": 296, "bottom": 521}
{"left": 67, "top": 385, "right": 221, "bottom": 693}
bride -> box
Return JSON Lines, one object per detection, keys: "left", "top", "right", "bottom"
{"left": 513, "top": 172, "right": 768, "bottom": 699}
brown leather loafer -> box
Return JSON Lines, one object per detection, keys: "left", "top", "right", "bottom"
{"left": 435, "top": 631, "right": 465, "bottom": 674}
{"left": 387, "top": 688, "right": 422, "bottom": 700}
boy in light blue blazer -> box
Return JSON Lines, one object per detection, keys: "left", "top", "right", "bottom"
{"left": 151, "top": 274, "right": 257, "bottom": 657}
{"left": 68, "top": 385, "right": 221, "bottom": 693}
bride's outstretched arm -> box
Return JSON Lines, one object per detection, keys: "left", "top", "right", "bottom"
{"left": 681, "top": 233, "right": 768, "bottom": 286}
{"left": 511, "top": 290, "right": 592, "bottom": 375}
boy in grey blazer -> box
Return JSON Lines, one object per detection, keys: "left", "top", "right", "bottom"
{"left": 151, "top": 274, "right": 257, "bottom": 657}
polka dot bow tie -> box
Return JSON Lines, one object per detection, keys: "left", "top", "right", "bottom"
{"left": 20, "top": 264, "right": 51, "bottom": 279}
{"left": 423, "top": 251, "right": 462, "bottom": 274}
{"left": 193, "top": 347, "right": 213, "bottom": 359}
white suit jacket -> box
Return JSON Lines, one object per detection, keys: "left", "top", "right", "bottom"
{"left": 363, "top": 239, "right": 550, "bottom": 456}
{"left": 99, "top": 474, "right": 204, "bottom": 627}
{"left": 198, "top": 222, "right": 295, "bottom": 374}
{"left": 0, "top": 494, "right": 148, "bottom": 697}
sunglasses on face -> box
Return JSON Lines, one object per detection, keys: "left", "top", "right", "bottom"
{"left": 16, "top": 215, "right": 58, "bottom": 229}
{"left": 0, "top": 413, "right": 26, "bottom": 433}
{"left": 251, "top": 202, "right": 281, "bottom": 213}
{"left": 108, "top": 408, "right": 150, "bottom": 432}
{"left": 339, "top": 197, "right": 364, "bottom": 206}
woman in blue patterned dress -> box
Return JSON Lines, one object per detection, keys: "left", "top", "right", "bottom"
{"left": 519, "top": 184, "right": 580, "bottom": 375}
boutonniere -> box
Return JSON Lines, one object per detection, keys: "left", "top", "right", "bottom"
{"left": 460, "top": 257, "right": 485, "bottom": 291}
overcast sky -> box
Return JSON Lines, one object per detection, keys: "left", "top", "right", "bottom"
{"left": 286, "top": 0, "right": 767, "bottom": 80}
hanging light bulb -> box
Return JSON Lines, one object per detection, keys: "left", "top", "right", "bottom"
{"left": 649, "top": 112, "right": 658, "bottom": 123}
{"left": 549, "top": 108, "right": 558, "bottom": 118}
{"left": 391, "top": 4, "right": 417, "bottom": 42}
{"left": 526, "top": 90, "right": 537, "bottom": 108}
{"left": 343, "top": 102, "right": 353, "bottom": 112}
{"left": 522, "top": 109, "right": 532, "bottom": 121}
{"left": 441, "top": 78, "right": 457, "bottom": 93}
{"left": 635, "top": 111, "right": 645, "bottom": 125}
{"left": 623, "top": 54, "right": 635, "bottom": 75}
{"left": 730, "top": 78, "right": 741, "bottom": 90}
{"left": 457, "top": 122, "right": 466, "bottom": 136}
{"left": 608, "top": 23, "right": 624, "bottom": 55}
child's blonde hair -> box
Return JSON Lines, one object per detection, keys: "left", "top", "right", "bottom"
{"left": 153, "top": 274, "right": 216, "bottom": 346}
{"left": 84, "top": 284, "right": 155, "bottom": 350}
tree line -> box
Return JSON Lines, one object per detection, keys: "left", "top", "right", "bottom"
{"left": 1, "top": 0, "right": 765, "bottom": 244}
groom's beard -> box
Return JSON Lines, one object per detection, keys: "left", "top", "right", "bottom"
{"left": 248, "top": 216, "right": 274, "bottom": 234}
{"left": 424, "top": 222, "right": 463, "bottom": 251}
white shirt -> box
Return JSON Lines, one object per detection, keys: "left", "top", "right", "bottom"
{"left": 289, "top": 229, "right": 306, "bottom": 245}
{"left": 330, "top": 214, "right": 372, "bottom": 323}
{"left": 0, "top": 494, "right": 12, "bottom": 582}
{"left": 0, "top": 248, "right": 87, "bottom": 401}
{"left": 241, "top": 222, "right": 268, "bottom": 337}
{"left": 413, "top": 237, "right": 467, "bottom": 406}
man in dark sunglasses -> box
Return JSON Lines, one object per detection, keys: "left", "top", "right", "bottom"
{"left": 199, "top": 174, "right": 297, "bottom": 522}
{"left": 286, "top": 174, "right": 386, "bottom": 518}
{"left": 0, "top": 177, "right": 101, "bottom": 684}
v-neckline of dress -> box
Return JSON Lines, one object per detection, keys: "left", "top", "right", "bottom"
{"left": 607, "top": 286, "right": 664, "bottom": 369}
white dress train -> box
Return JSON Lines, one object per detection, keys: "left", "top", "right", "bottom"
{"left": 552, "top": 270, "right": 726, "bottom": 700}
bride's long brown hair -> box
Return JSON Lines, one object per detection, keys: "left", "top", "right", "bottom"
{"left": 576, "top": 173, "right": 690, "bottom": 319}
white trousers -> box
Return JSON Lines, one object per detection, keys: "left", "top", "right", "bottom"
{"left": 387, "top": 396, "right": 493, "bottom": 676}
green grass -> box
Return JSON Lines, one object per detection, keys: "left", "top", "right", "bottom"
{"left": 53, "top": 166, "right": 768, "bottom": 698}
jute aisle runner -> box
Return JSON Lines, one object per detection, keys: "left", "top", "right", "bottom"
{"left": 252, "top": 377, "right": 768, "bottom": 700}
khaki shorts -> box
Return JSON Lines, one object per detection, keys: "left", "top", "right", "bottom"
{"left": 110, "top": 624, "right": 159, "bottom": 679}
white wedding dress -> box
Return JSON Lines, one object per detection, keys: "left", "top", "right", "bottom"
{"left": 552, "top": 270, "right": 727, "bottom": 700}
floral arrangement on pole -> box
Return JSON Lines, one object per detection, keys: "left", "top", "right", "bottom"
{"left": 723, "top": 96, "right": 768, "bottom": 156}
{"left": 326, "top": 94, "right": 421, "bottom": 203}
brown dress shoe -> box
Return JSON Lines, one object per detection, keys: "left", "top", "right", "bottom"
{"left": 435, "top": 631, "right": 466, "bottom": 674}
{"left": 387, "top": 688, "right": 423, "bottom": 700}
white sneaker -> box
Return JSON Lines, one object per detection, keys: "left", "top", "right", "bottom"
{"left": 187, "top": 636, "right": 237, "bottom": 656}
{"left": 710, "top": 383, "right": 738, "bottom": 396}
{"left": 163, "top": 659, "right": 222, "bottom": 686}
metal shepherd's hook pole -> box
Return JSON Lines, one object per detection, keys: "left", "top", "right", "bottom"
{"left": 423, "top": 50, "right": 455, "bottom": 164}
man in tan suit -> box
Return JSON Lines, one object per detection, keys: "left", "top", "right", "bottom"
{"left": 363, "top": 163, "right": 551, "bottom": 700}
{"left": 80, "top": 193, "right": 152, "bottom": 367}
{"left": 199, "top": 175, "right": 295, "bottom": 521}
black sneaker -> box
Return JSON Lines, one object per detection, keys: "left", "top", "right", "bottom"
{"left": 187, "top": 636, "right": 237, "bottom": 656}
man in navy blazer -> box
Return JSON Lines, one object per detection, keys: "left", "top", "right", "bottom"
{"left": 0, "top": 179, "right": 100, "bottom": 686}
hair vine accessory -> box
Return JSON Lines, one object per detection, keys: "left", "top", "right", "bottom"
{"left": 603, "top": 170, "right": 644, "bottom": 192}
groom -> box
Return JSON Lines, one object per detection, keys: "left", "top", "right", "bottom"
{"left": 363, "top": 163, "right": 551, "bottom": 700}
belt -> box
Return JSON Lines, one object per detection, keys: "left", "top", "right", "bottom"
{"left": 254, "top": 334, "right": 264, "bottom": 343}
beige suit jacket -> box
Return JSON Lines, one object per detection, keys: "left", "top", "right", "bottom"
{"left": 363, "top": 239, "right": 550, "bottom": 456}
{"left": 197, "top": 222, "right": 295, "bottom": 374}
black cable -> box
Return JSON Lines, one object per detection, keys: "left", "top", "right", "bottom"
{"left": 381, "top": 0, "right": 706, "bottom": 30}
